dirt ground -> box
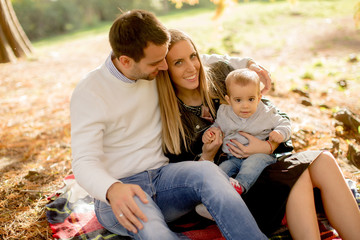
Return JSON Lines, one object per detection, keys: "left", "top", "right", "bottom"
{"left": 0, "top": 12, "right": 359, "bottom": 240}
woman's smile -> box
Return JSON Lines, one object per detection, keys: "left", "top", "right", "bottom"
{"left": 184, "top": 74, "right": 197, "bottom": 81}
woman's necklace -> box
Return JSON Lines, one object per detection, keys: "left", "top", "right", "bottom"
{"left": 177, "top": 98, "right": 203, "bottom": 117}
{"left": 177, "top": 97, "right": 214, "bottom": 122}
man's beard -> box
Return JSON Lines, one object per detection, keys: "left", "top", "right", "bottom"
{"left": 130, "top": 67, "right": 157, "bottom": 81}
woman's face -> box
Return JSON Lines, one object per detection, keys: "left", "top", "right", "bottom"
{"left": 166, "top": 40, "right": 200, "bottom": 94}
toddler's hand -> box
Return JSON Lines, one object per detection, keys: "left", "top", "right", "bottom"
{"left": 202, "top": 129, "right": 216, "bottom": 144}
{"left": 269, "top": 130, "right": 284, "bottom": 143}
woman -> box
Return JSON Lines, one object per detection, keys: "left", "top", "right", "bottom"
{"left": 156, "top": 29, "right": 360, "bottom": 239}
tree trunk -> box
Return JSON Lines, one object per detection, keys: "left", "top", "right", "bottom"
{"left": 0, "top": 0, "right": 33, "bottom": 63}
{"left": 162, "top": 0, "right": 169, "bottom": 13}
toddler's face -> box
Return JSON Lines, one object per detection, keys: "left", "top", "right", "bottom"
{"left": 225, "top": 82, "right": 261, "bottom": 118}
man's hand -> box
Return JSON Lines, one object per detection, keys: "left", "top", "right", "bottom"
{"left": 248, "top": 62, "right": 272, "bottom": 95}
{"left": 106, "top": 182, "right": 149, "bottom": 233}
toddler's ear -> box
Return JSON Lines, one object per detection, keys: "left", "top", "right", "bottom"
{"left": 258, "top": 94, "right": 262, "bottom": 103}
{"left": 225, "top": 95, "right": 230, "bottom": 105}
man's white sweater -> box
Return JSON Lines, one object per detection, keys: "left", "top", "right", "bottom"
{"left": 70, "top": 63, "right": 168, "bottom": 203}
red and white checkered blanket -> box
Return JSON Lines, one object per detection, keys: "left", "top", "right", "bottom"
{"left": 46, "top": 175, "right": 359, "bottom": 240}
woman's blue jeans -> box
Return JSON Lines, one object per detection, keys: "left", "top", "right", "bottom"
{"left": 95, "top": 161, "right": 267, "bottom": 240}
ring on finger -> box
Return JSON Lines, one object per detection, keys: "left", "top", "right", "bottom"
{"left": 119, "top": 213, "right": 124, "bottom": 218}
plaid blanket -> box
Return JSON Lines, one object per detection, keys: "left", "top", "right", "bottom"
{"left": 46, "top": 175, "right": 360, "bottom": 240}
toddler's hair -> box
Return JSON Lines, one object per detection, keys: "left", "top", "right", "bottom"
{"left": 225, "top": 69, "right": 260, "bottom": 95}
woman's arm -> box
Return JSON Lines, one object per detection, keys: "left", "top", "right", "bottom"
{"left": 248, "top": 60, "right": 271, "bottom": 95}
{"left": 261, "top": 98, "right": 294, "bottom": 154}
{"left": 227, "top": 132, "right": 279, "bottom": 158}
{"left": 200, "top": 54, "right": 250, "bottom": 69}
{"left": 200, "top": 127, "right": 224, "bottom": 161}
{"left": 201, "top": 55, "right": 272, "bottom": 95}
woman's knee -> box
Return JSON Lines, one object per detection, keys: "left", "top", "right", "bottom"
{"left": 311, "top": 151, "right": 338, "bottom": 171}
{"left": 319, "top": 151, "right": 336, "bottom": 162}
{"left": 309, "top": 151, "right": 342, "bottom": 187}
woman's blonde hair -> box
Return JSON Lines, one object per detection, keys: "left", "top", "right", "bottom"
{"left": 156, "top": 29, "right": 217, "bottom": 154}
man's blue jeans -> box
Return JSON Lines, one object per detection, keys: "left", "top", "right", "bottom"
{"left": 220, "top": 153, "right": 276, "bottom": 192}
{"left": 95, "top": 161, "right": 267, "bottom": 240}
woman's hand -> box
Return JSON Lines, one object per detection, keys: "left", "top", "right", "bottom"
{"left": 248, "top": 62, "right": 272, "bottom": 95}
{"left": 201, "top": 127, "right": 223, "bottom": 161}
{"left": 228, "top": 132, "right": 278, "bottom": 158}
{"left": 202, "top": 129, "right": 216, "bottom": 144}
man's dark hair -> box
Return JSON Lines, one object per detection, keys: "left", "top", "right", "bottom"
{"left": 109, "top": 9, "right": 170, "bottom": 62}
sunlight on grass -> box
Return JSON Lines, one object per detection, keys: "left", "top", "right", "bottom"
{"left": 33, "top": 22, "right": 112, "bottom": 48}
{"left": 159, "top": 7, "right": 215, "bottom": 22}
{"left": 33, "top": 0, "right": 358, "bottom": 54}
{"left": 32, "top": 8, "right": 215, "bottom": 48}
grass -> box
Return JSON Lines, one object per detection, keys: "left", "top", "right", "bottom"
{"left": 33, "top": 0, "right": 359, "bottom": 52}
{"left": 32, "top": 7, "right": 216, "bottom": 48}
{"left": 33, "top": 22, "right": 112, "bottom": 48}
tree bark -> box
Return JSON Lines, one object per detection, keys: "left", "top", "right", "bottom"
{"left": 162, "top": 0, "right": 169, "bottom": 13}
{"left": 0, "top": 0, "right": 33, "bottom": 63}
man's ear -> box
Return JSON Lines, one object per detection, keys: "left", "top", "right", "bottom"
{"left": 118, "top": 56, "right": 133, "bottom": 68}
{"left": 225, "top": 95, "right": 231, "bottom": 105}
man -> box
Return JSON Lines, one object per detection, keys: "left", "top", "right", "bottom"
{"left": 70, "top": 9, "right": 267, "bottom": 240}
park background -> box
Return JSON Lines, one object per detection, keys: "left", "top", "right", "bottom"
{"left": 1, "top": 0, "right": 360, "bottom": 239}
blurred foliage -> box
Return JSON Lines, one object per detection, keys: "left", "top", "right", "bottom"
{"left": 12, "top": 0, "right": 215, "bottom": 40}
{"left": 355, "top": 1, "right": 360, "bottom": 29}
{"left": 174, "top": 0, "right": 360, "bottom": 23}
{"left": 11, "top": 0, "right": 360, "bottom": 41}
{"left": 170, "top": 0, "right": 200, "bottom": 8}
{"left": 171, "top": 0, "right": 297, "bottom": 18}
